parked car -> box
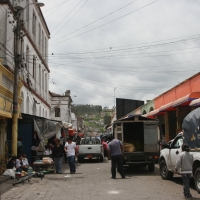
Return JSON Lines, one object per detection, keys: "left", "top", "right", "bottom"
{"left": 77, "top": 137, "right": 104, "bottom": 162}
{"left": 159, "top": 107, "right": 200, "bottom": 193}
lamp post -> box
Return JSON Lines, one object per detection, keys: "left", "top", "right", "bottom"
{"left": 11, "top": 2, "right": 44, "bottom": 156}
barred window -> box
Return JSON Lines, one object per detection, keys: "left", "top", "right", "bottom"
{"left": 55, "top": 108, "right": 60, "bottom": 117}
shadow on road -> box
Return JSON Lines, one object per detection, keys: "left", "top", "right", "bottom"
{"left": 171, "top": 176, "right": 196, "bottom": 191}
{"left": 124, "top": 165, "right": 160, "bottom": 177}
{"left": 78, "top": 158, "right": 109, "bottom": 164}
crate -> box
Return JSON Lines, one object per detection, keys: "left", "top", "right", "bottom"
{"left": 124, "top": 143, "right": 135, "bottom": 152}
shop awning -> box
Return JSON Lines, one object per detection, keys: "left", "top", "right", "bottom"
{"left": 172, "top": 92, "right": 200, "bottom": 107}
{"left": 190, "top": 98, "right": 200, "bottom": 106}
{"left": 159, "top": 101, "right": 173, "bottom": 112}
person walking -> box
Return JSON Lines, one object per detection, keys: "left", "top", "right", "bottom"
{"left": 107, "top": 135, "right": 125, "bottom": 179}
{"left": 64, "top": 137, "right": 76, "bottom": 174}
{"left": 175, "top": 143, "right": 193, "bottom": 199}
{"left": 52, "top": 138, "right": 65, "bottom": 174}
{"left": 102, "top": 138, "right": 108, "bottom": 158}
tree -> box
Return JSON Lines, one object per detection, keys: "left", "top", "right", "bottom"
{"left": 104, "top": 114, "right": 111, "bottom": 125}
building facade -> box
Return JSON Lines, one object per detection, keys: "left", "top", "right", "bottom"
{"left": 0, "top": 0, "right": 50, "bottom": 118}
{"left": 128, "top": 72, "right": 200, "bottom": 142}
{"left": 50, "top": 90, "right": 73, "bottom": 123}
{"left": 0, "top": 59, "right": 22, "bottom": 174}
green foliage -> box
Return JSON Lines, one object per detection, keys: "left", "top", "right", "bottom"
{"left": 71, "top": 104, "right": 102, "bottom": 116}
{"left": 104, "top": 114, "right": 111, "bottom": 125}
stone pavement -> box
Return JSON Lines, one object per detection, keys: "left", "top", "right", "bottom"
{"left": 1, "top": 159, "right": 200, "bottom": 200}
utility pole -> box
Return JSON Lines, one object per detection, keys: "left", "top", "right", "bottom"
{"left": 12, "top": 8, "right": 22, "bottom": 156}
{"left": 11, "top": 1, "right": 44, "bottom": 156}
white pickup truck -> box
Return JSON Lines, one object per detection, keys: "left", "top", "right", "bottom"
{"left": 77, "top": 137, "right": 104, "bottom": 162}
{"left": 159, "top": 107, "right": 200, "bottom": 193}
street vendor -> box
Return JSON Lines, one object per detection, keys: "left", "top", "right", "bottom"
{"left": 22, "top": 153, "right": 29, "bottom": 167}
{"left": 7, "top": 156, "right": 17, "bottom": 169}
{"left": 16, "top": 154, "right": 28, "bottom": 172}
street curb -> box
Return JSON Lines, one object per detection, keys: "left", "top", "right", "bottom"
{"left": 0, "top": 176, "right": 11, "bottom": 184}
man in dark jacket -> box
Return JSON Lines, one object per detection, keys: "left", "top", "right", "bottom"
{"left": 52, "top": 138, "right": 65, "bottom": 174}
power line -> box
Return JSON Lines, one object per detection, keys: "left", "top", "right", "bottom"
{"left": 50, "top": 67, "right": 161, "bottom": 90}
{"left": 47, "top": 45, "right": 200, "bottom": 61}
{"left": 51, "top": 0, "right": 138, "bottom": 42}
{"left": 52, "top": 0, "right": 82, "bottom": 32}
{"left": 49, "top": 0, "right": 160, "bottom": 45}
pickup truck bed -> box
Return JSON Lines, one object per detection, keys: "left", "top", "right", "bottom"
{"left": 77, "top": 137, "right": 104, "bottom": 162}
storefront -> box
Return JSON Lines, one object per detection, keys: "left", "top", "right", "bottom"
{"left": 0, "top": 60, "right": 22, "bottom": 174}
{"left": 129, "top": 72, "right": 200, "bottom": 142}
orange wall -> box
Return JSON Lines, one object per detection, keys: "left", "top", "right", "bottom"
{"left": 154, "top": 73, "right": 200, "bottom": 109}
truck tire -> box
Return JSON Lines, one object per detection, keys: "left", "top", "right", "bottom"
{"left": 148, "top": 163, "right": 155, "bottom": 172}
{"left": 100, "top": 156, "right": 103, "bottom": 162}
{"left": 159, "top": 160, "right": 173, "bottom": 180}
{"left": 194, "top": 167, "right": 200, "bottom": 193}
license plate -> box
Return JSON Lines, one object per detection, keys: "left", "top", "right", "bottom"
{"left": 87, "top": 155, "right": 93, "bottom": 158}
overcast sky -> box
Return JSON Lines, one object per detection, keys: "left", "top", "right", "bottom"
{"left": 42, "top": 0, "right": 200, "bottom": 108}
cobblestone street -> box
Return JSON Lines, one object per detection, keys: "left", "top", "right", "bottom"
{"left": 1, "top": 159, "right": 200, "bottom": 200}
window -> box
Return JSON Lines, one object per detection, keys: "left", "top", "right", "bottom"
{"left": 26, "top": 0, "right": 29, "bottom": 30}
{"left": 55, "top": 108, "right": 60, "bottom": 117}
{"left": 45, "top": 37, "right": 48, "bottom": 61}
{"left": 26, "top": 46, "right": 29, "bottom": 70}
{"left": 41, "top": 31, "right": 44, "bottom": 55}
{"left": 171, "top": 138, "right": 183, "bottom": 149}
{"left": 38, "top": 23, "right": 41, "bottom": 50}
{"left": 33, "top": 55, "right": 36, "bottom": 78}
{"left": 32, "top": 11, "right": 36, "bottom": 36}
{"left": 39, "top": 65, "right": 41, "bottom": 86}
{"left": 45, "top": 73, "right": 47, "bottom": 92}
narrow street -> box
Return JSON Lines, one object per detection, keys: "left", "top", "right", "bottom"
{"left": 1, "top": 159, "right": 199, "bottom": 200}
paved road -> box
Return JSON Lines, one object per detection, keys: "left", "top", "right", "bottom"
{"left": 0, "top": 159, "right": 200, "bottom": 200}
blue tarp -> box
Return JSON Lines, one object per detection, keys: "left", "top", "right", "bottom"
{"left": 183, "top": 107, "right": 200, "bottom": 148}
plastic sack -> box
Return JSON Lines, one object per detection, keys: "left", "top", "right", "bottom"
{"left": 3, "top": 169, "right": 15, "bottom": 178}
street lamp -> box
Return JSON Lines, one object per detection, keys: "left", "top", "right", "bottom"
{"left": 11, "top": 2, "right": 44, "bottom": 156}
{"left": 14, "top": 2, "right": 45, "bottom": 10}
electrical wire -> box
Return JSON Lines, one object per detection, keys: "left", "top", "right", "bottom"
{"left": 50, "top": 67, "right": 169, "bottom": 90}
{"left": 51, "top": 0, "right": 138, "bottom": 41}
{"left": 51, "top": 0, "right": 83, "bottom": 33}
{"left": 50, "top": 0, "right": 161, "bottom": 45}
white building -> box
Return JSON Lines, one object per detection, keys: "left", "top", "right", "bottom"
{"left": 71, "top": 112, "right": 77, "bottom": 130}
{"left": 50, "top": 90, "right": 73, "bottom": 123}
{"left": 0, "top": 0, "right": 50, "bottom": 118}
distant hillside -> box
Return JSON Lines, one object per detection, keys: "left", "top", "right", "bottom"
{"left": 71, "top": 104, "right": 102, "bottom": 116}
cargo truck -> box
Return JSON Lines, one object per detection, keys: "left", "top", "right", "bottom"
{"left": 113, "top": 115, "right": 160, "bottom": 172}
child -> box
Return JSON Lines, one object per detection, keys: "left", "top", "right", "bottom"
{"left": 175, "top": 144, "right": 193, "bottom": 199}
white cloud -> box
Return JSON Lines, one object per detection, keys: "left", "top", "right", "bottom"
{"left": 42, "top": 0, "right": 200, "bottom": 107}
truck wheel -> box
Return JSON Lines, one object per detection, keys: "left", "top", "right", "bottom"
{"left": 194, "top": 167, "right": 200, "bottom": 193}
{"left": 100, "top": 156, "right": 103, "bottom": 162}
{"left": 160, "top": 160, "right": 173, "bottom": 180}
{"left": 148, "top": 163, "right": 155, "bottom": 172}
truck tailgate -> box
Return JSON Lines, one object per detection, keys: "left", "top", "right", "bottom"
{"left": 79, "top": 145, "right": 102, "bottom": 154}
